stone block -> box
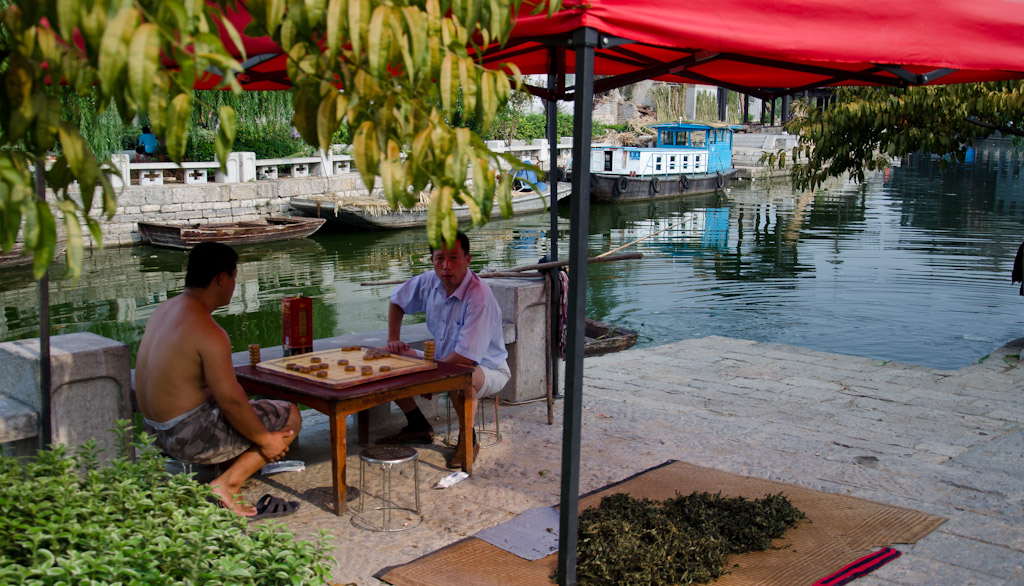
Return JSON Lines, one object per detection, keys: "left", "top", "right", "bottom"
{"left": 139, "top": 169, "right": 164, "bottom": 186}
{"left": 214, "top": 152, "right": 240, "bottom": 183}
{"left": 184, "top": 168, "right": 208, "bottom": 184}
{"left": 0, "top": 333, "right": 132, "bottom": 462}
{"left": 488, "top": 277, "right": 549, "bottom": 403}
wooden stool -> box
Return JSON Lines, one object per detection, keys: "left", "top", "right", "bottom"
{"left": 352, "top": 445, "right": 422, "bottom": 532}
{"left": 444, "top": 393, "right": 502, "bottom": 448}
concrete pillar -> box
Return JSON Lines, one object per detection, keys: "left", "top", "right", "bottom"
{"left": 684, "top": 84, "right": 696, "bottom": 121}
{"left": 238, "top": 152, "right": 257, "bottom": 182}
{"left": 0, "top": 333, "right": 132, "bottom": 462}
{"left": 488, "top": 277, "right": 549, "bottom": 403}
{"left": 109, "top": 154, "right": 131, "bottom": 189}
{"left": 215, "top": 152, "right": 241, "bottom": 183}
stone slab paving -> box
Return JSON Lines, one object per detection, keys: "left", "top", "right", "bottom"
{"left": 244, "top": 336, "right": 1024, "bottom": 585}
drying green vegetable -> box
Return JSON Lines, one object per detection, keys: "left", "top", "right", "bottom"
{"left": 568, "top": 491, "right": 806, "bottom": 586}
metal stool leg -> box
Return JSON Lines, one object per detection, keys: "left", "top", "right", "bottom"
{"left": 352, "top": 445, "right": 423, "bottom": 532}
{"left": 445, "top": 393, "right": 502, "bottom": 448}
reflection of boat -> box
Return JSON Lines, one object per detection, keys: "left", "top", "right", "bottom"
{"left": 578, "top": 122, "right": 738, "bottom": 203}
{"left": 0, "top": 242, "right": 67, "bottom": 270}
{"left": 290, "top": 183, "right": 570, "bottom": 230}
{"left": 137, "top": 217, "right": 326, "bottom": 250}
{"left": 583, "top": 319, "right": 638, "bottom": 356}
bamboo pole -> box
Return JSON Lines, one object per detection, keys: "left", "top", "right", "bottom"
{"left": 359, "top": 252, "right": 642, "bottom": 286}
{"left": 595, "top": 219, "right": 687, "bottom": 259}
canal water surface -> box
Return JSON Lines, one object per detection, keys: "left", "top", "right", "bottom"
{"left": 1, "top": 139, "right": 1021, "bottom": 370}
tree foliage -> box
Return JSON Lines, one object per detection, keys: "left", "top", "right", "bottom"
{"left": 770, "top": 82, "right": 1024, "bottom": 191}
{"left": 0, "top": 0, "right": 244, "bottom": 279}
{"left": 244, "top": 0, "right": 558, "bottom": 248}
{"left": 0, "top": 0, "right": 559, "bottom": 280}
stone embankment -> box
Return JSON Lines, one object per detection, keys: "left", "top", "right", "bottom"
{"left": 70, "top": 138, "right": 572, "bottom": 248}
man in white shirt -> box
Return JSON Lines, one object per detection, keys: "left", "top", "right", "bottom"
{"left": 380, "top": 232, "right": 510, "bottom": 468}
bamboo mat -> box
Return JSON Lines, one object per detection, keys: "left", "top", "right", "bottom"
{"left": 376, "top": 460, "right": 945, "bottom": 586}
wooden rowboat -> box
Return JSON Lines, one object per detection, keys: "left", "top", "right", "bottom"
{"left": 138, "top": 216, "right": 326, "bottom": 250}
{"left": 0, "top": 241, "right": 67, "bottom": 270}
{"left": 583, "top": 318, "right": 638, "bottom": 357}
{"left": 289, "top": 182, "right": 570, "bottom": 231}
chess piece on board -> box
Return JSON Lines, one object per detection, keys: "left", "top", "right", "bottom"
{"left": 424, "top": 340, "right": 435, "bottom": 362}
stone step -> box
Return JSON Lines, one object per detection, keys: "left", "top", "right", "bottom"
{"left": 0, "top": 395, "right": 37, "bottom": 443}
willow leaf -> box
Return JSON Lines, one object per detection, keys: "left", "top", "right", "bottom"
{"left": 215, "top": 106, "right": 237, "bottom": 173}
{"left": 127, "top": 24, "right": 161, "bottom": 110}
{"left": 164, "top": 93, "right": 192, "bottom": 163}
{"left": 58, "top": 200, "right": 83, "bottom": 282}
{"left": 98, "top": 8, "right": 137, "bottom": 96}
{"left": 326, "top": 0, "right": 345, "bottom": 62}
{"left": 31, "top": 200, "right": 56, "bottom": 281}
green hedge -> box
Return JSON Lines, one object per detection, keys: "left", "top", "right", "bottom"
{"left": 0, "top": 423, "right": 334, "bottom": 585}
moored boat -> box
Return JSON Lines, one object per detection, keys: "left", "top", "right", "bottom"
{"left": 290, "top": 182, "right": 571, "bottom": 230}
{"left": 137, "top": 216, "right": 326, "bottom": 250}
{"left": 0, "top": 242, "right": 67, "bottom": 270}
{"left": 583, "top": 318, "right": 638, "bottom": 357}
{"left": 581, "top": 122, "right": 738, "bottom": 203}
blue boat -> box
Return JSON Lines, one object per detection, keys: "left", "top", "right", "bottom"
{"left": 585, "top": 122, "right": 738, "bottom": 203}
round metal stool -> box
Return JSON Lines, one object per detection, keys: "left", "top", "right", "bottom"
{"left": 351, "top": 445, "right": 423, "bottom": 532}
{"left": 444, "top": 393, "right": 502, "bottom": 448}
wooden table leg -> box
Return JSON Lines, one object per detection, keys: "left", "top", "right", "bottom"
{"left": 328, "top": 405, "right": 348, "bottom": 515}
{"left": 460, "top": 383, "right": 476, "bottom": 474}
{"left": 357, "top": 410, "right": 369, "bottom": 445}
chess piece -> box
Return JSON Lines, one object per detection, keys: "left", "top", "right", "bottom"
{"left": 248, "top": 344, "right": 261, "bottom": 365}
{"left": 424, "top": 340, "right": 435, "bottom": 362}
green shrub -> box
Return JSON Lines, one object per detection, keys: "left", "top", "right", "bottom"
{"left": 185, "top": 127, "right": 218, "bottom": 163}
{"left": 0, "top": 423, "right": 334, "bottom": 585}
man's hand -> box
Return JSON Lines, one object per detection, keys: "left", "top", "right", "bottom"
{"left": 386, "top": 339, "right": 413, "bottom": 356}
{"left": 258, "top": 429, "right": 295, "bottom": 463}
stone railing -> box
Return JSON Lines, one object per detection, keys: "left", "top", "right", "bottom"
{"left": 108, "top": 137, "right": 573, "bottom": 188}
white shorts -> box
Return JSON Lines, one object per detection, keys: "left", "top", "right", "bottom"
{"left": 477, "top": 361, "right": 511, "bottom": 399}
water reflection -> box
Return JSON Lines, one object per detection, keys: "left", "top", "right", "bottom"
{"left": 1, "top": 138, "right": 1021, "bottom": 370}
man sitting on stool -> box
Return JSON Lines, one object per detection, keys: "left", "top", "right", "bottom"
{"left": 378, "top": 231, "right": 510, "bottom": 469}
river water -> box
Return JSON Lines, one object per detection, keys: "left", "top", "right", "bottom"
{"left": 1, "top": 139, "right": 1021, "bottom": 370}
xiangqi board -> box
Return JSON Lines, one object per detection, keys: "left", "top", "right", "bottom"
{"left": 256, "top": 346, "right": 437, "bottom": 389}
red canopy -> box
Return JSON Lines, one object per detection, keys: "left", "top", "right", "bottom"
{"left": 488, "top": 0, "right": 1024, "bottom": 98}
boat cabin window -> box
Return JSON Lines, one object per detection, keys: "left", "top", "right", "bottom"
{"left": 691, "top": 131, "right": 706, "bottom": 147}
{"left": 604, "top": 150, "right": 613, "bottom": 171}
{"left": 676, "top": 132, "right": 688, "bottom": 146}
{"left": 655, "top": 155, "right": 663, "bottom": 171}
{"left": 682, "top": 155, "right": 690, "bottom": 170}
{"left": 669, "top": 155, "right": 677, "bottom": 171}
{"left": 660, "top": 130, "right": 674, "bottom": 146}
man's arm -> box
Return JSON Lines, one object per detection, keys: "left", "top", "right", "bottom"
{"left": 200, "top": 324, "right": 292, "bottom": 462}
{"left": 385, "top": 302, "right": 415, "bottom": 355}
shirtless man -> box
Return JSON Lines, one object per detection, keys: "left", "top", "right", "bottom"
{"left": 379, "top": 232, "right": 510, "bottom": 469}
{"left": 135, "top": 242, "right": 301, "bottom": 517}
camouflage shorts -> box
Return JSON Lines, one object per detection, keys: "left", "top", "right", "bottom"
{"left": 144, "top": 398, "right": 292, "bottom": 465}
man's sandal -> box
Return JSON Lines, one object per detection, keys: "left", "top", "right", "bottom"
{"left": 250, "top": 494, "right": 300, "bottom": 521}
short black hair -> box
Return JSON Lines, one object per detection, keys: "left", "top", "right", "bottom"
{"left": 429, "top": 231, "right": 470, "bottom": 256}
{"left": 185, "top": 242, "right": 238, "bottom": 288}
{"left": 142, "top": 126, "right": 151, "bottom": 134}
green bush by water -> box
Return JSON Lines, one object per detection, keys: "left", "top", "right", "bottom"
{"left": 0, "top": 422, "right": 334, "bottom": 585}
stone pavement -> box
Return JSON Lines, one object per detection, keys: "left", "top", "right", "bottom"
{"left": 242, "top": 336, "right": 1024, "bottom": 585}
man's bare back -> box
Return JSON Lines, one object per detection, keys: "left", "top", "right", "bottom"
{"left": 136, "top": 292, "right": 223, "bottom": 422}
{"left": 135, "top": 243, "right": 301, "bottom": 517}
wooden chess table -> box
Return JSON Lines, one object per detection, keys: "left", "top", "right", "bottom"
{"left": 235, "top": 350, "right": 474, "bottom": 516}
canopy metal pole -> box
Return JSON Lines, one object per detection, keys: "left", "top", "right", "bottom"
{"left": 35, "top": 159, "right": 51, "bottom": 446}
{"left": 547, "top": 47, "right": 562, "bottom": 402}
{"left": 558, "top": 26, "right": 596, "bottom": 586}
